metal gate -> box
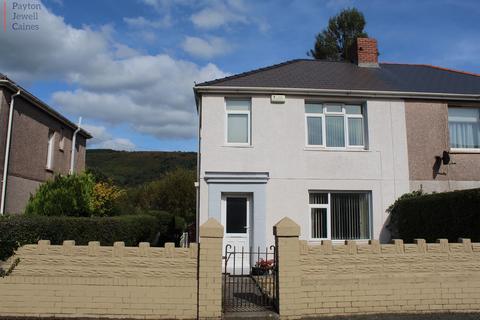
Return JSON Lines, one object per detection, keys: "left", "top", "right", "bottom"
{"left": 222, "top": 244, "right": 278, "bottom": 312}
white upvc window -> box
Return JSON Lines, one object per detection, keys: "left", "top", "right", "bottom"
{"left": 226, "top": 99, "right": 251, "bottom": 145}
{"left": 309, "top": 191, "right": 371, "bottom": 241}
{"left": 448, "top": 107, "right": 480, "bottom": 151}
{"left": 305, "top": 103, "right": 365, "bottom": 149}
{"left": 46, "top": 130, "right": 55, "bottom": 170}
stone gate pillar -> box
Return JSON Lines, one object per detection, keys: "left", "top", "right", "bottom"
{"left": 198, "top": 218, "right": 224, "bottom": 319}
{"left": 274, "top": 217, "right": 304, "bottom": 319}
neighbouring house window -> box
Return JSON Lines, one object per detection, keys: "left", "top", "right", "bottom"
{"left": 305, "top": 103, "right": 365, "bottom": 148}
{"left": 309, "top": 191, "right": 371, "bottom": 240}
{"left": 226, "top": 99, "right": 251, "bottom": 144}
{"left": 448, "top": 107, "right": 480, "bottom": 149}
{"left": 59, "top": 128, "right": 65, "bottom": 151}
{"left": 46, "top": 130, "right": 55, "bottom": 170}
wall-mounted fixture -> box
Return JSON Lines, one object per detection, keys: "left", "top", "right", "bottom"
{"left": 271, "top": 95, "right": 285, "bottom": 104}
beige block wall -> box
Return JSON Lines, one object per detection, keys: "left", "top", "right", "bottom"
{"left": 275, "top": 217, "right": 480, "bottom": 319}
{"left": 0, "top": 240, "right": 199, "bottom": 319}
{"left": 0, "top": 219, "right": 224, "bottom": 320}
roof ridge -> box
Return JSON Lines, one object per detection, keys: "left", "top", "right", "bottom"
{"left": 196, "top": 59, "right": 306, "bottom": 86}
{"left": 381, "top": 62, "right": 480, "bottom": 78}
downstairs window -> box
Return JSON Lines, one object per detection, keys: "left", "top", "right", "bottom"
{"left": 309, "top": 191, "right": 371, "bottom": 240}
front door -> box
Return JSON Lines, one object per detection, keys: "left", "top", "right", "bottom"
{"left": 222, "top": 194, "right": 251, "bottom": 273}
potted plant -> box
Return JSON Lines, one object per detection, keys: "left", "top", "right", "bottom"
{"left": 252, "top": 258, "right": 274, "bottom": 275}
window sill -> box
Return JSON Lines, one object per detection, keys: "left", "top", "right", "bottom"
{"left": 450, "top": 148, "right": 480, "bottom": 154}
{"left": 45, "top": 167, "right": 54, "bottom": 173}
{"left": 304, "top": 147, "right": 369, "bottom": 152}
{"left": 222, "top": 144, "right": 253, "bottom": 148}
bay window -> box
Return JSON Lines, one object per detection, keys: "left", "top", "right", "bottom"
{"left": 305, "top": 103, "right": 365, "bottom": 148}
{"left": 309, "top": 191, "right": 371, "bottom": 240}
{"left": 226, "top": 99, "right": 251, "bottom": 145}
{"left": 448, "top": 107, "right": 480, "bottom": 150}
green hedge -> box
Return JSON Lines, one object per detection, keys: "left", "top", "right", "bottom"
{"left": 0, "top": 214, "right": 159, "bottom": 248}
{"left": 388, "top": 188, "right": 480, "bottom": 243}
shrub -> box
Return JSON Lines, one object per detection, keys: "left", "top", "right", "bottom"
{"left": 25, "top": 173, "right": 96, "bottom": 216}
{"left": 25, "top": 173, "right": 126, "bottom": 217}
{"left": 387, "top": 188, "right": 480, "bottom": 242}
{"left": 91, "top": 182, "right": 125, "bottom": 216}
{"left": 145, "top": 210, "right": 186, "bottom": 246}
{"left": 0, "top": 214, "right": 159, "bottom": 246}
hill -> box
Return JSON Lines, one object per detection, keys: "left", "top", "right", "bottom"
{"left": 86, "top": 149, "right": 197, "bottom": 186}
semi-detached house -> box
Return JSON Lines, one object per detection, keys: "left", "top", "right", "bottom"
{"left": 0, "top": 74, "right": 91, "bottom": 214}
{"left": 194, "top": 38, "right": 480, "bottom": 250}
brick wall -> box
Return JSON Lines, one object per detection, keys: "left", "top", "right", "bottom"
{"left": 356, "top": 38, "right": 378, "bottom": 67}
{"left": 0, "top": 218, "right": 224, "bottom": 320}
{"left": 275, "top": 217, "right": 480, "bottom": 319}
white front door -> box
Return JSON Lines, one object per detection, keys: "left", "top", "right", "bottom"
{"left": 221, "top": 194, "right": 251, "bottom": 274}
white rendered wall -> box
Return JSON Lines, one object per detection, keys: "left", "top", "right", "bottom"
{"left": 199, "top": 95, "right": 410, "bottom": 244}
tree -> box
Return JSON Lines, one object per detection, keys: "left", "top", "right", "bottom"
{"left": 146, "top": 168, "right": 196, "bottom": 224}
{"left": 308, "top": 8, "right": 368, "bottom": 61}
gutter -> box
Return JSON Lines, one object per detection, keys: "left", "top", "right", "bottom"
{"left": 69, "top": 117, "right": 82, "bottom": 174}
{"left": 1, "top": 90, "right": 21, "bottom": 215}
{"left": 193, "top": 86, "right": 480, "bottom": 108}
{"left": 0, "top": 79, "right": 91, "bottom": 138}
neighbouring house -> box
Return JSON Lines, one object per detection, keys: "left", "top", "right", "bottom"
{"left": 194, "top": 38, "right": 480, "bottom": 250}
{"left": 0, "top": 74, "right": 91, "bottom": 214}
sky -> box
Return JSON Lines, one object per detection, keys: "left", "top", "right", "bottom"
{"left": 0, "top": 0, "right": 479, "bottom": 151}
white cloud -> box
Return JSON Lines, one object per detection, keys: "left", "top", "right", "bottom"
{"left": 82, "top": 124, "right": 136, "bottom": 151}
{"left": 0, "top": 2, "right": 228, "bottom": 141}
{"left": 124, "top": 15, "right": 172, "bottom": 29}
{"left": 182, "top": 36, "right": 231, "bottom": 59}
{"left": 190, "top": 4, "right": 248, "bottom": 29}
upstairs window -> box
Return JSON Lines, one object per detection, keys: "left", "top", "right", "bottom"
{"left": 305, "top": 103, "right": 365, "bottom": 148}
{"left": 448, "top": 107, "right": 480, "bottom": 150}
{"left": 46, "top": 130, "right": 55, "bottom": 170}
{"left": 226, "top": 99, "right": 251, "bottom": 145}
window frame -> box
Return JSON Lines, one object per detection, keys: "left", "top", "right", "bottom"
{"left": 46, "top": 130, "right": 55, "bottom": 170}
{"left": 305, "top": 102, "right": 366, "bottom": 150}
{"left": 225, "top": 98, "right": 251, "bottom": 146}
{"left": 308, "top": 191, "right": 372, "bottom": 241}
{"left": 308, "top": 193, "right": 331, "bottom": 240}
{"left": 448, "top": 106, "right": 480, "bottom": 153}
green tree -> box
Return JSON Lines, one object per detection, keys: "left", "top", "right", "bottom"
{"left": 147, "top": 168, "right": 196, "bottom": 224}
{"left": 308, "top": 8, "right": 368, "bottom": 61}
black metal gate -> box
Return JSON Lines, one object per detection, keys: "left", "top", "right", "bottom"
{"left": 222, "top": 244, "right": 278, "bottom": 312}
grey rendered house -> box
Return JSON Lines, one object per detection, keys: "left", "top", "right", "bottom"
{"left": 0, "top": 74, "right": 91, "bottom": 214}
{"left": 194, "top": 38, "right": 480, "bottom": 254}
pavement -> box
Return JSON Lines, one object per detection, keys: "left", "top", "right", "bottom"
{"left": 223, "top": 313, "right": 480, "bottom": 320}
{"left": 308, "top": 314, "right": 480, "bottom": 320}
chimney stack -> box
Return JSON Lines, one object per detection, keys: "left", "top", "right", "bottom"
{"left": 356, "top": 38, "right": 379, "bottom": 68}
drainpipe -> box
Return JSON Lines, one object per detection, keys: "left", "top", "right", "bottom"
{"left": 69, "top": 117, "right": 82, "bottom": 175}
{"left": 1, "top": 90, "right": 21, "bottom": 215}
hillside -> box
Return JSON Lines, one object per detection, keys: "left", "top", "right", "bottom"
{"left": 86, "top": 149, "right": 197, "bottom": 186}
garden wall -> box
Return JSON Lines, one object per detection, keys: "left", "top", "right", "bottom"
{"left": 274, "top": 217, "right": 480, "bottom": 319}
{"left": 0, "top": 218, "right": 224, "bottom": 320}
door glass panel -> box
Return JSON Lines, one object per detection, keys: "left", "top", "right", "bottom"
{"left": 226, "top": 197, "right": 247, "bottom": 233}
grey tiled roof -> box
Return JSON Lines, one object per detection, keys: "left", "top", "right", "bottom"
{"left": 196, "top": 59, "right": 480, "bottom": 95}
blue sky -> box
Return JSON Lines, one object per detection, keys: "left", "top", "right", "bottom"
{"left": 1, "top": 0, "right": 479, "bottom": 151}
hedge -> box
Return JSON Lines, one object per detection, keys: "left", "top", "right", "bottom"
{"left": 0, "top": 214, "right": 159, "bottom": 249}
{"left": 388, "top": 188, "right": 480, "bottom": 243}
